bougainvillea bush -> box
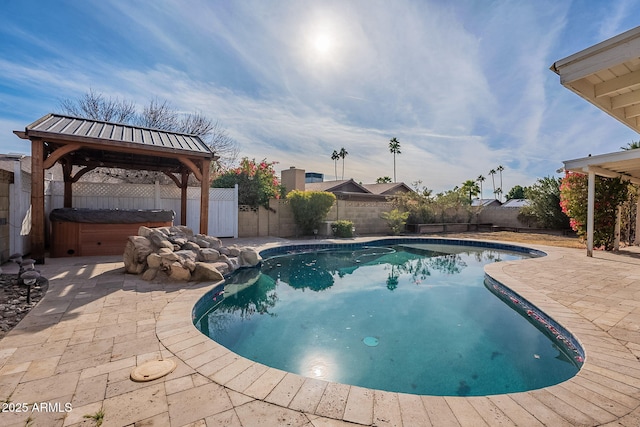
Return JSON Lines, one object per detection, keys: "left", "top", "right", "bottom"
{"left": 559, "top": 172, "right": 629, "bottom": 250}
{"left": 212, "top": 158, "right": 284, "bottom": 208}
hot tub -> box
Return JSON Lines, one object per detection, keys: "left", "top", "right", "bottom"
{"left": 49, "top": 208, "right": 174, "bottom": 257}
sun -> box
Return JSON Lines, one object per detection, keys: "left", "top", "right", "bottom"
{"left": 313, "top": 34, "right": 332, "bottom": 55}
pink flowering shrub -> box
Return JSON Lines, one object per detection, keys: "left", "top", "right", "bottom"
{"left": 212, "top": 158, "right": 285, "bottom": 208}
{"left": 559, "top": 171, "right": 628, "bottom": 250}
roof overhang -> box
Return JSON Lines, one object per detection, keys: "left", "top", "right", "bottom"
{"left": 563, "top": 148, "right": 640, "bottom": 185}
{"left": 551, "top": 26, "right": 640, "bottom": 134}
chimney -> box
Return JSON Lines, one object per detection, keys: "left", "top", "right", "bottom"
{"left": 281, "top": 166, "right": 305, "bottom": 193}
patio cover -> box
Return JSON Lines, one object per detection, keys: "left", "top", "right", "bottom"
{"left": 552, "top": 26, "right": 640, "bottom": 256}
{"left": 14, "top": 114, "right": 216, "bottom": 263}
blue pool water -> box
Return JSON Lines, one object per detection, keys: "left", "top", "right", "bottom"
{"left": 193, "top": 240, "right": 583, "bottom": 396}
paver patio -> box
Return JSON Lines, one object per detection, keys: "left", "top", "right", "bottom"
{"left": 1, "top": 236, "right": 639, "bottom": 426}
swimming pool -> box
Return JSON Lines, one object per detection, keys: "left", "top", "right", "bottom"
{"left": 193, "top": 239, "right": 584, "bottom": 396}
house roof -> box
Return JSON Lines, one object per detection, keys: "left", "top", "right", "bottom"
{"left": 563, "top": 149, "right": 640, "bottom": 185}
{"left": 471, "top": 198, "right": 501, "bottom": 207}
{"left": 550, "top": 26, "right": 640, "bottom": 134}
{"left": 361, "top": 182, "right": 413, "bottom": 195}
{"left": 305, "top": 179, "right": 371, "bottom": 194}
{"left": 501, "top": 199, "right": 530, "bottom": 208}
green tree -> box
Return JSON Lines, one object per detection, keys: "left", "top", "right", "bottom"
{"left": 388, "top": 137, "right": 401, "bottom": 182}
{"left": 331, "top": 150, "right": 340, "bottom": 180}
{"left": 286, "top": 190, "right": 336, "bottom": 235}
{"left": 339, "top": 147, "right": 348, "bottom": 180}
{"left": 518, "top": 177, "right": 568, "bottom": 229}
{"left": 506, "top": 185, "right": 526, "bottom": 200}
{"left": 212, "top": 158, "right": 284, "bottom": 208}
{"left": 559, "top": 172, "right": 629, "bottom": 250}
{"left": 461, "top": 179, "right": 480, "bottom": 203}
{"left": 376, "top": 176, "right": 392, "bottom": 183}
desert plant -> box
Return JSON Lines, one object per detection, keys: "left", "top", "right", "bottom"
{"left": 333, "top": 220, "right": 354, "bottom": 237}
{"left": 381, "top": 209, "right": 409, "bottom": 235}
{"left": 286, "top": 190, "right": 336, "bottom": 235}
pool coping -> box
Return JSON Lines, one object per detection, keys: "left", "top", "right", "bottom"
{"left": 155, "top": 236, "right": 640, "bottom": 425}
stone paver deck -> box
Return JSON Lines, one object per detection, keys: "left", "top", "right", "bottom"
{"left": 1, "top": 236, "right": 640, "bottom": 426}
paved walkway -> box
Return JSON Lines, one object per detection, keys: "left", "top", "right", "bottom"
{"left": 1, "top": 237, "right": 639, "bottom": 426}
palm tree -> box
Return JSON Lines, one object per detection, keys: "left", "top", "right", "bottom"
{"left": 339, "top": 147, "right": 348, "bottom": 180}
{"left": 476, "top": 175, "right": 485, "bottom": 200}
{"left": 331, "top": 150, "right": 340, "bottom": 180}
{"left": 489, "top": 169, "right": 497, "bottom": 200}
{"left": 388, "top": 137, "right": 401, "bottom": 182}
{"left": 621, "top": 141, "right": 640, "bottom": 150}
{"left": 496, "top": 165, "right": 504, "bottom": 202}
{"left": 461, "top": 179, "right": 480, "bottom": 203}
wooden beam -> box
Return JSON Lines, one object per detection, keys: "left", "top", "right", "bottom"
{"left": 595, "top": 69, "right": 640, "bottom": 98}
{"left": 177, "top": 156, "right": 203, "bottom": 181}
{"left": 611, "top": 90, "right": 640, "bottom": 110}
{"left": 200, "top": 158, "right": 211, "bottom": 235}
{"left": 30, "top": 138, "right": 45, "bottom": 263}
{"left": 162, "top": 171, "right": 182, "bottom": 187}
{"left": 625, "top": 103, "right": 640, "bottom": 118}
{"left": 42, "top": 143, "right": 81, "bottom": 169}
{"left": 180, "top": 170, "right": 188, "bottom": 226}
{"left": 61, "top": 160, "right": 73, "bottom": 208}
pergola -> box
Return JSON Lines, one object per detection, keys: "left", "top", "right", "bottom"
{"left": 551, "top": 26, "right": 640, "bottom": 256}
{"left": 14, "top": 114, "right": 216, "bottom": 263}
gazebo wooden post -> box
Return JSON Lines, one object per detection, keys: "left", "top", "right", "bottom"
{"left": 30, "top": 138, "right": 45, "bottom": 263}
{"left": 200, "top": 158, "right": 211, "bottom": 235}
{"left": 62, "top": 160, "right": 73, "bottom": 208}
{"left": 180, "top": 170, "right": 188, "bottom": 226}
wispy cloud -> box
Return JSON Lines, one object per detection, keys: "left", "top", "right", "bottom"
{"left": 1, "top": 0, "right": 639, "bottom": 194}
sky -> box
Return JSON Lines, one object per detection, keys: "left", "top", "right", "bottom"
{"left": 1, "top": 0, "right": 640, "bottom": 196}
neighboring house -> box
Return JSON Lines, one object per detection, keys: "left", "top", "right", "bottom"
{"left": 501, "top": 199, "right": 530, "bottom": 208}
{"left": 305, "top": 179, "right": 413, "bottom": 201}
{"left": 471, "top": 198, "right": 502, "bottom": 207}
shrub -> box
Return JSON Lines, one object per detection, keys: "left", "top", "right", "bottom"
{"left": 380, "top": 209, "right": 409, "bottom": 235}
{"left": 519, "top": 176, "right": 569, "bottom": 229}
{"left": 333, "top": 220, "right": 354, "bottom": 237}
{"left": 212, "top": 158, "right": 284, "bottom": 209}
{"left": 559, "top": 172, "right": 629, "bottom": 250}
{"left": 286, "top": 190, "right": 336, "bottom": 235}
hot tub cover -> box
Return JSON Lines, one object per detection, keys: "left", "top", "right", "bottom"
{"left": 49, "top": 208, "right": 175, "bottom": 224}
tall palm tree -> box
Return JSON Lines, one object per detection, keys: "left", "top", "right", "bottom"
{"left": 339, "top": 147, "right": 348, "bottom": 180}
{"left": 476, "top": 175, "right": 485, "bottom": 199}
{"left": 388, "top": 137, "right": 401, "bottom": 182}
{"left": 489, "top": 169, "right": 497, "bottom": 200}
{"left": 331, "top": 150, "right": 340, "bottom": 180}
{"left": 496, "top": 165, "right": 504, "bottom": 202}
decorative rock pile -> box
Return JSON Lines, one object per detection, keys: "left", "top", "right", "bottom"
{"left": 123, "top": 225, "right": 262, "bottom": 282}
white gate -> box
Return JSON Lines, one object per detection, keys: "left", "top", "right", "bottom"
{"left": 9, "top": 162, "right": 31, "bottom": 256}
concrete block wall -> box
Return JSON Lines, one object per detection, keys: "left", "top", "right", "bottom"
{"left": 0, "top": 170, "right": 12, "bottom": 263}
{"left": 477, "top": 206, "right": 534, "bottom": 229}
{"left": 237, "top": 199, "right": 394, "bottom": 238}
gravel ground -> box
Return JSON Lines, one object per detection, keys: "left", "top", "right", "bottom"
{"left": 0, "top": 273, "right": 48, "bottom": 340}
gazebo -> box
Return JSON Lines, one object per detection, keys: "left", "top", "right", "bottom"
{"left": 551, "top": 26, "right": 640, "bottom": 256}
{"left": 14, "top": 113, "right": 217, "bottom": 263}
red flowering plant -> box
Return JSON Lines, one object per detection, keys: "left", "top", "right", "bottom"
{"left": 212, "top": 158, "right": 285, "bottom": 208}
{"left": 559, "top": 171, "right": 629, "bottom": 250}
